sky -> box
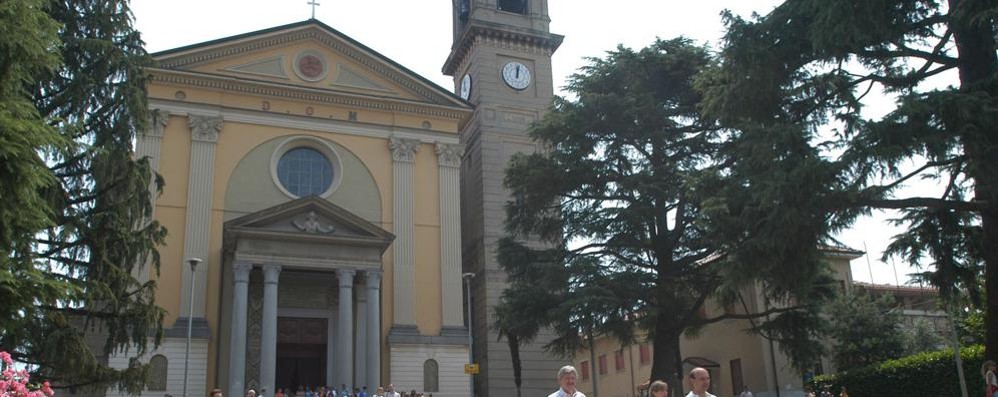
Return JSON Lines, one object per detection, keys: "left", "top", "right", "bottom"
{"left": 131, "top": 0, "right": 920, "bottom": 286}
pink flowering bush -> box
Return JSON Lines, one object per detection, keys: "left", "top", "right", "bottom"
{"left": 0, "top": 352, "right": 54, "bottom": 397}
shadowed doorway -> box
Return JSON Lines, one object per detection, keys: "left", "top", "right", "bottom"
{"left": 276, "top": 317, "right": 328, "bottom": 393}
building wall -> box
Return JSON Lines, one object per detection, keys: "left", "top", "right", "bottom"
{"left": 389, "top": 345, "right": 470, "bottom": 397}
{"left": 105, "top": 338, "right": 210, "bottom": 397}
{"left": 574, "top": 256, "right": 859, "bottom": 397}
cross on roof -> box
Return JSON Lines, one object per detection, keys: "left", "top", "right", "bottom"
{"left": 308, "top": 0, "right": 320, "bottom": 19}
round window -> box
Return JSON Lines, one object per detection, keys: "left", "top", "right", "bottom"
{"left": 276, "top": 147, "right": 334, "bottom": 197}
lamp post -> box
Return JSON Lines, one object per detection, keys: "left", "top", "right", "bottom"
{"left": 462, "top": 272, "right": 475, "bottom": 397}
{"left": 183, "top": 258, "right": 202, "bottom": 397}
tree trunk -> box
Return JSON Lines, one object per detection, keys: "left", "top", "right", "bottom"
{"left": 508, "top": 334, "right": 522, "bottom": 397}
{"left": 649, "top": 324, "right": 683, "bottom": 396}
{"left": 949, "top": 0, "right": 998, "bottom": 363}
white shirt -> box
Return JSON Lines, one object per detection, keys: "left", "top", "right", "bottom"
{"left": 548, "top": 388, "right": 586, "bottom": 397}
{"left": 686, "top": 391, "right": 717, "bottom": 397}
{"left": 740, "top": 392, "right": 754, "bottom": 397}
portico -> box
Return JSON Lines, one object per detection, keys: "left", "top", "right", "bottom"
{"left": 221, "top": 197, "right": 394, "bottom": 397}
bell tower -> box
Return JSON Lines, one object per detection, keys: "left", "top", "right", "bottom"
{"left": 443, "top": 1, "right": 563, "bottom": 397}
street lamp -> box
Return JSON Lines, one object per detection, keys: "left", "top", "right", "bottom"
{"left": 462, "top": 272, "right": 475, "bottom": 397}
{"left": 183, "top": 258, "right": 202, "bottom": 397}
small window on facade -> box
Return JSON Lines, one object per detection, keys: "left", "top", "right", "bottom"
{"left": 148, "top": 354, "right": 168, "bottom": 391}
{"left": 614, "top": 349, "right": 625, "bottom": 371}
{"left": 598, "top": 354, "right": 608, "bottom": 375}
{"left": 639, "top": 344, "right": 651, "bottom": 365}
{"left": 423, "top": 359, "right": 439, "bottom": 392}
{"left": 730, "top": 359, "right": 744, "bottom": 396}
{"left": 497, "top": 0, "right": 527, "bottom": 14}
{"left": 580, "top": 360, "right": 590, "bottom": 380}
{"left": 277, "top": 147, "right": 334, "bottom": 197}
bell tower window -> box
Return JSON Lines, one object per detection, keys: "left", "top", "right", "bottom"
{"left": 497, "top": 0, "right": 527, "bottom": 14}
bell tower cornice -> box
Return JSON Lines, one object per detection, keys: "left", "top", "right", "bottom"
{"left": 442, "top": 20, "right": 563, "bottom": 76}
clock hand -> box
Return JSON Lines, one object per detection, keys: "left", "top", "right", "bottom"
{"left": 515, "top": 65, "right": 520, "bottom": 78}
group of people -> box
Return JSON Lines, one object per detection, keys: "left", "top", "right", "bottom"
{"left": 805, "top": 385, "right": 847, "bottom": 397}
{"left": 548, "top": 365, "right": 717, "bottom": 397}
{"left": 207, "top": 383, "right": 431, "bottom": 397}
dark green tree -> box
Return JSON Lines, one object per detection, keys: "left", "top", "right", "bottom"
{"left": 0, "top": 0, "right": 166, "bottom": 391}
{"left": 699, "top": 0, "right": 998, "bottom": 362}
{"left": 902, "top": 317, "right": 946, "bottom": 355}
{"left": 496, "top": 38, "right": 838, "bottom": 391}
{"left": 826, "top": 292, "right": 905, "bottom": 369}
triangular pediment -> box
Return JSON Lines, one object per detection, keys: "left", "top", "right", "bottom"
{"left": 151, "top": 20, "right": 467, "bottom": 107}
{"left": 224, "top": 196, "right": 394, "bottom": 252}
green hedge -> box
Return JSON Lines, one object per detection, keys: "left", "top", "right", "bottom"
{"left": 810, "top": 345, "right": 984, "bottom": 397}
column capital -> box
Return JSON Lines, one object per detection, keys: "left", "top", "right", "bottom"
{"left": 233, "top": 262, "right": 253, "bottom": 283}
{"left": 146, "top": 109, "right": 171, "bottom": 138}
{"left": 389, "top": 136, "right": 420, "bottom": 163}
{"left": 435, "top": 142, "right": 465, "bottom": 168}
{"left": 188, "top": 114, "right": 223, "bottom": 142}
{"left": 337, "top": 268, "right": 356, "bottom": 287}
{"left": 366, "top": 270, "right": 382, "bottom": 288}
{"left": 262, "top": 264, "right": 282, "bottom": 284}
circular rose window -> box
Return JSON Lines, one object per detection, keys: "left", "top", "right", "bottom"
{"left": 276, "top": 147, "right": 333, "bottom": 197}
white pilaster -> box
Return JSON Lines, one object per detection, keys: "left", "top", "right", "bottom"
{"left": 181, "top": 114, "right": 222, "bottom": 318}
{"left": 389, "top": 137, "right": 419, "bottom": 326}
{"left": 337, "top": 268, "right": 356, "bottom": 388}
{"left": 435, "top": 142, "right": 465, "bottom": 327}
{"left": 133, "top": 109, "right": 170, "bottom": 284}
{"left": 228, "top": 262, "right": 252, "bottom": 397}
{"left": 365, "top": 270, "right": 382, "bottom": 390}
{"left": 260, "top": 264, "right": 281, "bottom": 396}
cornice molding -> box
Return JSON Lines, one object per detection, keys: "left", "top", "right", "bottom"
{"left": 443, "top": 22, "right": 564, "bottom": 75}
{"left": 151, "top": 69, "right": 471, "bottom": 120}
{"left": 156, "top": 26, "right": 455, "bottom": 106}
{"left": 149, "top": 99, "right": 460, "bottom": 144}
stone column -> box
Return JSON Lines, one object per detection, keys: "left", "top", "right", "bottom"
{"left": 435, "top": 143, "right": 465, "bottom": 327}
{"left": 228, "top": 262, "right": 253, "bottom": 397}
{"left": 182, "top": 115, "right": 223, "bottom": 318}
{"left": 365, "top": 270, "right": 382, "bottom": 390}
{"left": 337, "top": 268, "right": 356, "bottom": 387}
{"left": 259, "top": 264, "right": 282, "bottom": 396}
{"left": 389, "top": 137, "right": 419, "bottom": 326}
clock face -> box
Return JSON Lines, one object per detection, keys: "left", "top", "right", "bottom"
{"left": 460, "top": 74, "right": 472, "bottom": 100}
{"left": 501, "top": 61, "right": 531, "bottom": 90}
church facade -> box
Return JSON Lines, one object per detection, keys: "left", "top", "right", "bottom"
{"left": 107, "top": 19, "right": 477, "bottom": 397}
{"left": 105, "top": 2, "right": 569, "bottom": 397}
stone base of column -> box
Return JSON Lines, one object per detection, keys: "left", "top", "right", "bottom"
{"left": 387, "top": 325, "right": 468, "bottom": 345}
{"left": 164, "top": 316, "right": 212, "bottom": 339}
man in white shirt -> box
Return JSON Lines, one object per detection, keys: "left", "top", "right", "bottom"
{"left": 547, "top": 365, "right": 586, "bottom": 397}
{"left": 385, "top": 384, "right": 400, "bottom": 397}
{"left": 738, "top": 386, "right": 753, "bottom": 397}
{"left": 685, "top": 367, "right": 716, "bottom": 397}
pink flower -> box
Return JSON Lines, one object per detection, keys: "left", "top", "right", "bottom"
{"left": 0, "top": 351, "right": 54, "bottom": 397}
{"left": 41, "top": 382, "right": 53, "bottom": 397}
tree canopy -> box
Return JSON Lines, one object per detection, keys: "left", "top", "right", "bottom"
{"left": 698, "top": 0, "right": 997, "bottom": 362}
{"left": 494, "top": 38, "right": 840, "bottom": 390}
{"left": 0, "top": 0, "right": 165, "bottom": 391}
{"left": 826, "top": 292, "right": 905, "bottom": 369}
